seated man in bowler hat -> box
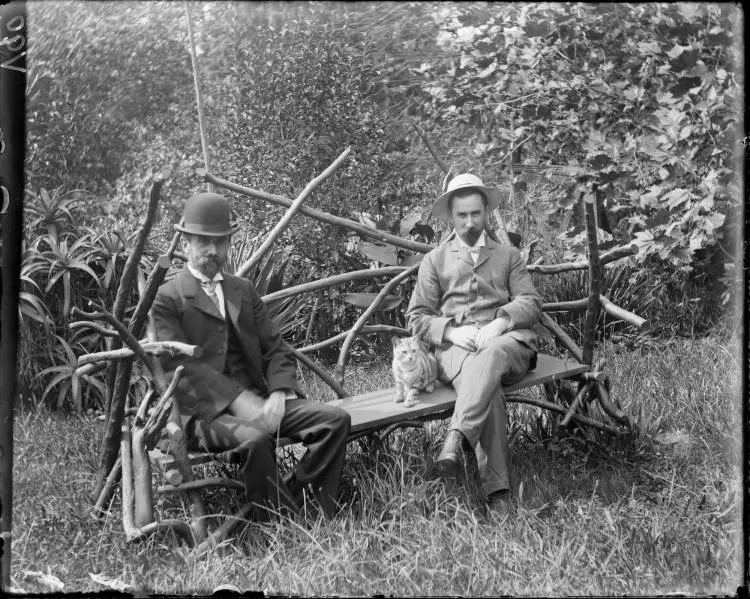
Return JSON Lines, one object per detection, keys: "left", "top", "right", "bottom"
{"left": 406, "top": 174, "right": 542, "bottom": 515}
{"left": 151, "top": 191, "right": 351, "bottom": 519}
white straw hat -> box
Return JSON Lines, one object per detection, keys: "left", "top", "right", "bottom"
{"left": 431, "top": 173, "right": 503, "bottom": 220}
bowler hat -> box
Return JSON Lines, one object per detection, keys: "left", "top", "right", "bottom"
{"left": 174, "top": 192, "right": 241, "bottom": 237}
{"left": 431, "top": 173, "right": 503, "bottom": 220}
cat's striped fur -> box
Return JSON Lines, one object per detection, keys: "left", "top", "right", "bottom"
{"left": 391, "top": 336, "right": 438, "bottom": 408}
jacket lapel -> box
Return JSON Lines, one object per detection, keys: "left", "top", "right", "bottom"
{"left": 222, "top": 275, "right": 243, "bottom": 330}
{"left": 179, "top": 268, "right": 224, "bottom": 321}
{"left": 448, "top": 237, "right": 475, "bottom": 268}
{"left": 474, "top": 238, "right": 497, "bottom": 270}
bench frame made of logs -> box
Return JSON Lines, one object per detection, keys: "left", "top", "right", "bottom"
{"left": 75, "top": 161, "right": 646, "bottom": 553}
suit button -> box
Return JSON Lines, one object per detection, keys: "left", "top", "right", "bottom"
{"left": 218, "top": 325, "right": 224, "bottom": 331}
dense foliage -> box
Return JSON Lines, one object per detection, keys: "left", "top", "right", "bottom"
{"left": 416, "top": 3, "right": 740, "bottom": 277}
{"left": 19, "top": 2, "right": 742, "bottom": 410}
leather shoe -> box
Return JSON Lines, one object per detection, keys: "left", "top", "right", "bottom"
{"left": 436, "top": 429, "right": 465, "bottom": 477}
{"left": 487, "top": 489, "right": 513, "bottom": 516}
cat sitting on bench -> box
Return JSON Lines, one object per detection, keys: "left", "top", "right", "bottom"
{"left": 391, "top": 336, "right": 438, "bottom": 408}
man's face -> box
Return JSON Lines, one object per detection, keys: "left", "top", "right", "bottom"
{"left": 450, "top": 192, "right": 486, "bottom": 246}
{"left": 184, "top": 234, "right": 230, "bottom": 278}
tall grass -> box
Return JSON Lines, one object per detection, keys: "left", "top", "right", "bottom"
{"left": 12, "top": 335, "right": 741, "bottom": 595}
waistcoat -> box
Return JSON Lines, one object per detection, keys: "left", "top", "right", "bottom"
{"left": 223, "top": 312, "right": 256, "bottom": 391}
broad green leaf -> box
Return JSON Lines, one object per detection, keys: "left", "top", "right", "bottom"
{"left": 359, "top": 242, "right": 399, "bottom": 266}
{"left": 702, "top": 212, "right": 725, "bottom": 233}
{"left": 665, "top": 222, "right": 683, "bottom": 239}
{"left": 667, "top": 44, "right": 689, "bottom": 60}
{"left": 399, "top": 210, "right": 424, "bottom": 237}
{"left": 637, "top": 41, "right": 660, "bottom": 54}
{"left": 400, "top": 253, "right": 424, "bottom": 267}
{"left": 341, "top": 292, "right": 403, "bottom": 311}
{"left": 589, "top": 79, "right": 611, "bottom": 95}
{"left": 662, "top": 188, "right": 690, "bottom": 209}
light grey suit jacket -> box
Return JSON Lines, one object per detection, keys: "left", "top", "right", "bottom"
{"left": 406, "top": 236, "right": 542, "bottom": 352}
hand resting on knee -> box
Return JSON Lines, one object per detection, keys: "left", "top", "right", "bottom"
{"left": 475, "top": 316, "right": 511, "bottom": 349}
{"left": 228, "top": 389, "right": 287, "bottom": 435}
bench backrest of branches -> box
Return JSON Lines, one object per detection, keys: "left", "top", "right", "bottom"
{"left": 204, "top": 167, "right": 647, "bottom": 436}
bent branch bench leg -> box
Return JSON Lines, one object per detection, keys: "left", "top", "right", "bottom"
{"left": 131, "top": 426, "right": 154, "bottom": 528}
{"left": 560, "top": 381, "right": 595, "bottom": 427}
{"left": 594, "top": 380, "right": 629, "bottom": 426}
{"left": 163, "top": 421, "right": 209, "bottom": 544}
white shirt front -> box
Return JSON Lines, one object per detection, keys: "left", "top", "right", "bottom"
{"left": 454, "top": 229, "right": 487, "bottom": 265}
{"left": 186, "top": 263, "right": 226, "bottom": 319}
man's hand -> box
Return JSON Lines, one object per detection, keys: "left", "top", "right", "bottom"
{"left": 229, "top": 389, "right": 265, "bottom": 423}
{"left": 229, "top": 389, "right": 286, "bottom": 434}
{"left": 475, "top": 317, "right": 511, "bottom": 348}
{"left": 262, "top": 390, "right": 287, "bottom": 433}
{"left": 444, "top": 325, "right": 480, "bottom": 352}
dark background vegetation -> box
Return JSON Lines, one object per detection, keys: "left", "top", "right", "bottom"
{"left": 15, "top": 2, "right": 742, "bottom": 411}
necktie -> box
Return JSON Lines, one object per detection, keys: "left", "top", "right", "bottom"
{"left": 469, "top": 247, "right": 481, "bottom": 265}
{"left": 202, "top": 280, "right": 222, "bottom": 314}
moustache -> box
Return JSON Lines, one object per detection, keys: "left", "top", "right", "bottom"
{"left": 199, "top": 256, "right": 223, "bottom": 269}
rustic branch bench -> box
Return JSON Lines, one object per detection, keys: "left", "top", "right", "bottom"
{"left": 75, "top": 167, "right": 645, "bottom": 553}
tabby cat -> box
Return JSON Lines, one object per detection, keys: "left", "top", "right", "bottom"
{"left": 391, "top": 336, "right": 438, "bottom": 408}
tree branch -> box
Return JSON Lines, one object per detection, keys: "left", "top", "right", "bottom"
{"left": 237, "top": 147, "right": 351, "bottom": 278}
{"left": 300, "top": 325, "right": 409, "bottom": 354}
{"left": 126, "top": 254, "right": 172, "bottom": 341}
{"left": 599, "top": 295, "right": 648, "bottom": 329}
{"left": 72, "top": 304, "right": 154, "bottom": 377}
{"left": 111, "top": 179, "right": 164, "bottom": 325}
{"left": 528, "top": 244, "right": 636, "bottom": 274}
{"left": 284, "top": 343, "right": 348, "bottom": 399}
{"left": 200, "top": 169, "right": 433, "bottom": 254}
{"left": 411, "top": 122, "right": 450, "bottom": 174}
{"left": 334, "top": 264, "right": 420, "bottom": 385}
{"left": 261, "top": 266, "right": 407, "bottom": 304}
{"left": 539, "top": 312, "right": 585, "bottom": 364}
{"left": 77, "top": 341, "right": 202, "bottom": 367}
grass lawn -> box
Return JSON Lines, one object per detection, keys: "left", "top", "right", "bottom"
{"left": 11, "top": 334, "right": 743, "bottom": 595}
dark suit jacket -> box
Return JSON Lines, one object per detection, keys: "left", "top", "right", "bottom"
{"left": 150, "top": 267, "right": 302, "bottom": 426}
{"left": 406, "top": 235, "right": 542, "bottom": 352}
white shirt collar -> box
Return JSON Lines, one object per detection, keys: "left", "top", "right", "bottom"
{"left": 187, "top": 263, "right": 227, "bottom": 318}
{"left": 186, "top": 263, "right": 224, "bottom": 284}
{"left": 453, "top": 229, "right": 486, "bottom": 251}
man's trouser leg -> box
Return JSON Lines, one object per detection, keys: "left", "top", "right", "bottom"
{"left": 279, "top": 399, "right": 351, "bottom": 517}
{"left": 191, "top": 398, "right": 351, "bottom": 519}
{"left": 439, "top": 336, "right": 534, "bottom": 496}
{"left": 191, "top": 411, "right": 299, "bottom": 519}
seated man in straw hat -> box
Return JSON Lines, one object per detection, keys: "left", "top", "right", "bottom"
{"left": 151, "top": 191, "right": 351, "bottom": 519}
{"left": 405, "top": 174, "right": 541, "bottom": 514}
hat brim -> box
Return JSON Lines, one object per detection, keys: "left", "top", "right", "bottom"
{"left": 174, "top": 223, "right": 241, "bottom": 237}
{"left": 431, "top": 184, "right": 503, "bottom": 220}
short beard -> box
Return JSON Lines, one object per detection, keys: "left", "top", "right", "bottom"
{"left": 189, "top": 256, "right": 222, "bottom": 277}
{"left": 459, "top": 228, "right": 482, "bottom": 246}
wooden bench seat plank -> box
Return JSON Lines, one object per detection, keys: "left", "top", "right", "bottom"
{"left": 329, "top": 353, "right": 588, "bottom": 435}
{"left": 150, "top": 354, "right": 588, "bottom": 470}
